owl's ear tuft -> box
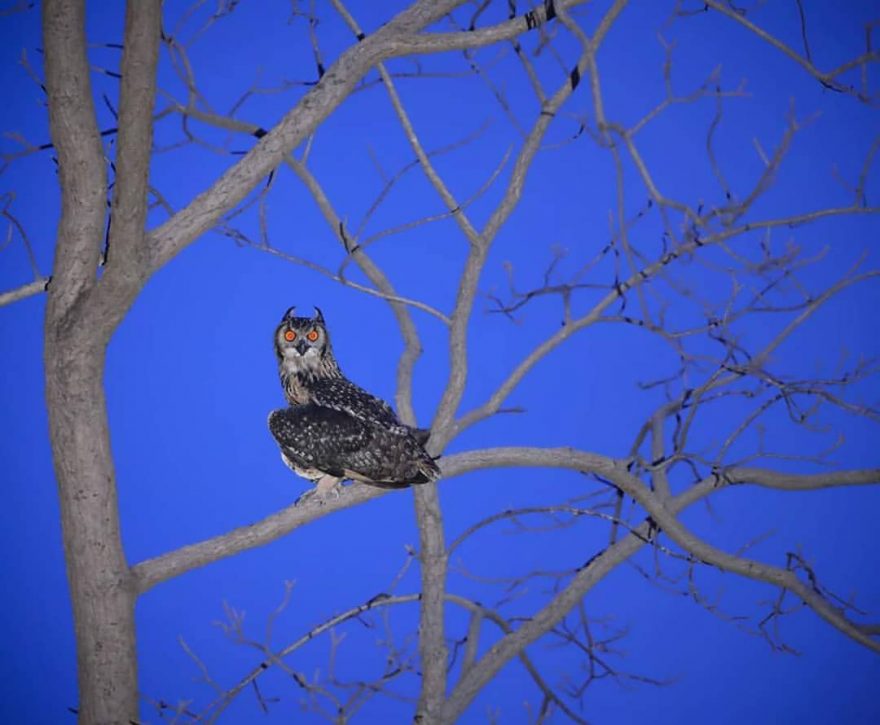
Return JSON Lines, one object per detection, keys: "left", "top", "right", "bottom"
{"left": 282, "top": 306, "right": 297, "bottom": 321}
{"left": 313, "top": 306, "right": 325, "bottom": 324}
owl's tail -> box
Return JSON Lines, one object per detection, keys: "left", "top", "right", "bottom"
{"left": 401, "top": 427, "right": 439, "bottom": 484}
{"left": 373, "top": 440, "right": 440, "bottom": 488}
{"left": 411, "top": 446, "right": 441, "bottom": 484}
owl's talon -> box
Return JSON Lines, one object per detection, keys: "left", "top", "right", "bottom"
{"left": 295, "top": 478, "right": 345, "bottom": 506}
{"left": 314, "top": 474, "right": 343, "bottom": 501}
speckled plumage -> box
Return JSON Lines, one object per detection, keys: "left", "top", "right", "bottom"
{"left": 268, "top": 307, "right": 438, "bottom": 497}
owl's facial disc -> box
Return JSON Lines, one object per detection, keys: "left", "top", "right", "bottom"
{"left": 278, "top": 325, "right": 321, "bottom": 368}
{"left": 276, "top": 308, "right": 330, "bottom": 376}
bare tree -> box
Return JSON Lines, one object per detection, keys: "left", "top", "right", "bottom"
{"left": 2, "top": 0, "right": 878, "bottom": 722}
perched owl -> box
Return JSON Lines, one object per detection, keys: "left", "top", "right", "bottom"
{"left": 268, "top": 306, "right": 439, "bottom": 501}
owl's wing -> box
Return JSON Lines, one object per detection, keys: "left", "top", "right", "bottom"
{"left": 308, "top": 378, "right": 407, "bottom": 432}
{"left": 268, "top": 404, "right": 439, "bottom": 486}
{"left": 268, "top": 405, "right": 374, "bottom": 478}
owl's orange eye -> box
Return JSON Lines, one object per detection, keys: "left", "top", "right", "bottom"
{"left": 306, "top": 329, "right": 319, "bottom": 342}
{"left": 284, "top": 330, "right": 296, "bottom": 342}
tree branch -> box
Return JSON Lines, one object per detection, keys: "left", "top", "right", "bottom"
{"left": 390, "top": 0, "right": 590, "bottom": 56}
{"left": 146, "top": 0, "right": 471, "bottom": 272}
{"left": 42, "top": 0, "right": 106, "bottom": 317}
{"left": 440, "top": 446, "right": 880, "bottom": 719}
{"left": 0, "top": 278, "right": 49, "bottom": 308}
{"left": 131, "top": 483, "right": 387, "bottom": 594}
{"left": 103, "top": 0, "right": 161, "bottom": 275}
{"left": 722, "top": 466, "right": 880, "bottom": 490}
{"left": 703, "top": 0, "right": 879, "bottom": 101}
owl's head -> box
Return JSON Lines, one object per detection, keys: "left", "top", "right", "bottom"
{"left": 274, "top": 306, "right": 338, "bottom": 376}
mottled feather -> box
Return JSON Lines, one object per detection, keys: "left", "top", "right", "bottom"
{"left": 269, "top": 405, "right": 437, "bottom": 487}
{"left": 268, "top": 307, "right": 439, "bottom": 494}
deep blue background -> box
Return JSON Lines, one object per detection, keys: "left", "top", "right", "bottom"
{"left": 1, "top": 2, "right": 878, "bottom": 723}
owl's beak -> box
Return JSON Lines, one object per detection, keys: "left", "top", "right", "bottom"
{"left": 294, "top": 339, "right": 309, "bottom": 355}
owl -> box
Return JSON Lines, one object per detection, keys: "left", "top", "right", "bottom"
{"left": 268, "top": 306, "right": 439, "bottom": 501}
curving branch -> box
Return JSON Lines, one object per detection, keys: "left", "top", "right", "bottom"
{"left": 440, "top": 446, "right": 880, "bottom": 719}
{"left": 131, "top": 446, "right": 614, "bottom": 596}
{"left": 146, "top": 0, "right": 465, "bottom": 270}
{"left": 132, "top": 483, "right": 386, "bottom": 594}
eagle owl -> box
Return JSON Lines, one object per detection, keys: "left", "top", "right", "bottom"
{"left": 268, "top": 306, "right": 439, "bottom": 500}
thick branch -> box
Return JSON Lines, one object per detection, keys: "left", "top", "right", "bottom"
{"left": 132, "top": 484, "right": 385, "bottom": 594}
{"left": 132, "top": 441, "right": 879, "bottom": 715}
{"left": 638, "top": 482, "right": 880, "bottom": 653}
{"left": 146, "top": 0, "right": 470, "bottom": 271}
{"left": 42, "top": 0, "right": 106, "bottom": 317}
{"left": 440, "top": 447, "right": 880, "bottom": 718}
{"left": 103, "top": 0, "right": 161, "bottom": 273}
{"left": 390, "top": 0, "right": 589, "bottom": 55}
{"left": 723, "top": 466, "right": 880, "bottom": 490}
{"left": 411, "top": 484, "right": 448, "bottom": 722}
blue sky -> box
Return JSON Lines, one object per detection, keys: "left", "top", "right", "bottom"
{"left": 1, "top": 1, "right": 878, "bottom": 723}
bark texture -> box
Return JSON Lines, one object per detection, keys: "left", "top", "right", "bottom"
{"left": 43, "top": 1, "right": 161, "bottom": 721}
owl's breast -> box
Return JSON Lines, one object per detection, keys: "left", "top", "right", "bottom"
{"left": 283, "top": 375, "right": 312, "bottom": 405}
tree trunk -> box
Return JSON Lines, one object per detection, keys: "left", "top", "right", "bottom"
{"left": 42, "top": 1, "right": 141, "bottom": 719}
{"left": 45, "top": 326, "right": 138, "bottom": 724}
